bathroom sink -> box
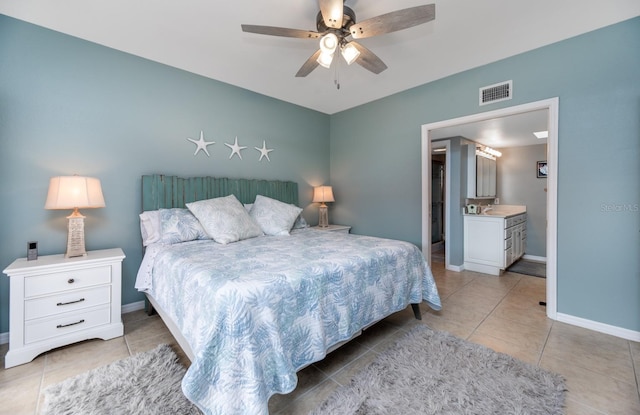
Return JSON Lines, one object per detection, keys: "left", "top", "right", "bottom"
{"left": 465, "top": 205, "right": 526, "bottom": 217}
{"left": 481, "top": 210, "right": 503, "bottom": 216}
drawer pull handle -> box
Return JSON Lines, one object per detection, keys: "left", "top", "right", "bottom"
{"left": 57, "top": 298, "right": 85, "bottom": 306}
{"left": 67, "top": 278, "right": 75, "bottom": 284}
{"left": 57, "top": 319, "right": 85, "bottom": 329}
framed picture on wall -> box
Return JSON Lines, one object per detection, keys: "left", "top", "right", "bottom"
{"left": 537, "top": 161, "right": 548, "bottom": 178}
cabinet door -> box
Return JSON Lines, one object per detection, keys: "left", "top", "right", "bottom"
{"left": 476, "top": 156, "right": 485, "bottom": 197}
{"left": 464, "top": 217, "right": 504, "bottom": 266}
{"left": 476, "top": 157, "right": 497, "bottom": 198}
{"left": 487, "top": 158, "right": 496, "bottom": 197}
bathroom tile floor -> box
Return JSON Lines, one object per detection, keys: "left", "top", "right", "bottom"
{"left": 2, "top": 261, "right": 639, "bottom": 414}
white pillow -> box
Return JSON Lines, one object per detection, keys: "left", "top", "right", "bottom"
{"left": 249, "top": 195, "right": 303, "bottom": 236}
{"left": 139, "top": 210, "right": 162, "bottom": 246}
{"left": 159, "top": 208, "right": 209, "bottom": 244}
{"left": 187, "top": 195, "right": 263, "bottom": 244}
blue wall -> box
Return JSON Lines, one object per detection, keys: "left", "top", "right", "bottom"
{"left": 330, "top": 17, "right": 640, "bottom": 332}
{"left": 1, "top": 15, "right": 638, "bottom": 335}
{"left": 0, "top": 15, "right": 330, "bottom": 333}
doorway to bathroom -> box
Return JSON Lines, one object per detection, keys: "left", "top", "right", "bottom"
{"left": 421, "top": 98, "right": 559, "bottom": 320}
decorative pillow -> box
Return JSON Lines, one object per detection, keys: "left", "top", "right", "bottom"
{"left": 292, "top": 212, "right": 309, "bottom": 229}
{"left": 249, "top": 195, "right": 303, "bottom": 236}
{"left": 139, "top": 210, "right": 162, "bottom": 246}
{"left": 159, "top": 208, "right": 209, "bottom": 244}
{"left": 187, "top": 195, "right": 263, "bottom": 244}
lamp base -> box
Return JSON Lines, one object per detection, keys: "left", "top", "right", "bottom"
{"left": 318, "top": 205, "right": 329, "bottom": 228}
{"left": 66, "top": 211, "right": 87, "bottom": 258}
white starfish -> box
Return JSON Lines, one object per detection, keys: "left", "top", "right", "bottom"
{"left": 186, "top": 131, "right": 215, "bottom": 157}
{"left": 225, "top": 136, "right": 247, "bottom": 160}
{"left": 254, "top": 140, "right": 274, "bottom": 162}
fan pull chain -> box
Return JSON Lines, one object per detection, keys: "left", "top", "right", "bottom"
{"left": 334, "top": 57, "right": 340, "bottom": 90}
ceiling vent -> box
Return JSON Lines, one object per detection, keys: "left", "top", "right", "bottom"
{"left": 479, "top": 80, "right": 512, "bottom": 106}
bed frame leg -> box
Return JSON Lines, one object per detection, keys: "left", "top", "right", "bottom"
{"left": 411, "top": 303, "right": 422, "bottom": 320}
{"left": 145, "top": 296, "right": 155, "bottom": 316}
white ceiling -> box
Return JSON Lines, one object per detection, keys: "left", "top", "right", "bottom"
{"left": 0, "top": 1, "right": 638, "bottom": 115}
{"left": 430, "top": 109, "right": 548, "bottom": 149}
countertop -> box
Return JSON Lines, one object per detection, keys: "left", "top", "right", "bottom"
{"left": 463, "top": 204, "right": 526, "bottom": 218}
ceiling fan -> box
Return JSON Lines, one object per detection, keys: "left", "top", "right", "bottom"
{"left": 241, "top": 1, "right": 436, "bottom": 77}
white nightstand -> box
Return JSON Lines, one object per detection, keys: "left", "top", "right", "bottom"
{"left": 3, "top": 248, "right": 126, "bottom": 368}
{"left": 312, "top": 224, "right": 351, "bottom": 234}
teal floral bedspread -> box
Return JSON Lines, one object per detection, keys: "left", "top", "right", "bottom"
{"left": 140, "top": 229, "right": 441, "bottom": 414}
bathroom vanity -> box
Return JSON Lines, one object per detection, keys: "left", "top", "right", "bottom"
{"left": 463, "top": 205, "right": 526, "bottom": 275}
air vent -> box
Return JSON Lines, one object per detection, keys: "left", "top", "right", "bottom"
{"left": 479, "top": 80, "right": 512, "bottom": 106}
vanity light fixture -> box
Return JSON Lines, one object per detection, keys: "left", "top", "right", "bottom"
{"left": 484, "top": 146, "right": 502, "bottom": 158}
{"left": 45, "top": 175, "right": 106, "bottom": 257}
{"left": 312, "top": 185, "right": 335, "bottom": 228}
{"left": 476, "top": 145, "right": 501, "bottom": 160}
{"left": 533, "top": 131, "right": 549, "bottom": 139}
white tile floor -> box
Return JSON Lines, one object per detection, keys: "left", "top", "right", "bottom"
{"left": 1, "top": 261, "right": 639, "bottom": 414}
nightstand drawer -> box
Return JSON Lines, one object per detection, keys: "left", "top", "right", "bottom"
{"left": 24, "top": 266, "right": 112, "bottom": 298}
{"left": 24, "top": 305, "right": 111, "bottom": 344}
{"left": 25, "top": 285, "right": 111, "bottom": 320}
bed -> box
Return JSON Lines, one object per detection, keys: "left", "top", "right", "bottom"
{"left": 135, "top": 174, "right": 441, "bottom": 415}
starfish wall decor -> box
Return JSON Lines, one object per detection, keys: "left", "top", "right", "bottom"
{"left": 186, "top": 131, "right": 275, "bottom": 162}
{"left": 225, "top": 136, "right": 247, "bottom": 160}
{"left": 186, "top": 131, "right": 215, "bottom": 156}
{"left": 255, "top": 140, "right": 274, "bottom": 162}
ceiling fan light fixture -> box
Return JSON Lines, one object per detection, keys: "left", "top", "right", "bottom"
{"left": 319, "top": 33, "right": 338, "bottom": 54}
{"left": 317, "top": 51, "right": 334, "bottom": 68}
{"left": 341, "top": 43, "right": 360, "bottom": 65}
{"left": 242, "top": 3, "right": 436, "bottom": 78}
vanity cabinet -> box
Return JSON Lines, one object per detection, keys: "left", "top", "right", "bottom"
{"left": 464, "top": 213, "right": 526, "bottom": 275}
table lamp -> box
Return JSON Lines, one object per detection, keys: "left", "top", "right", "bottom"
{"left": 312, "top": 185, "right": 334, "bottom": 228}
{"left": 45, "top": 176, "right": 106, "bottom": 258}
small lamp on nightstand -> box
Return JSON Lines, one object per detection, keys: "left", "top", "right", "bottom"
{"left": 45, "top": 175, "right": 106, "bottom": 258}
{"left": 312, "top": 185, "right": 334, "bottom": 228}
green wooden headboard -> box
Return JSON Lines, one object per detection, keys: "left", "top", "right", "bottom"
{"left": 141, "top": 174, "right": 299, "bottom": 211}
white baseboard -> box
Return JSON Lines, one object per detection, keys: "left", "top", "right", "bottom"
{"left": 122, "top": 300, "right": 146, "bottom": 314}
{"left": 556, "top": 313, "right": 640, "bottom": 342}
{"left": 446, "top": 263, "right": 464, "bottom": 272}
{"left": 0, "top": 301, "right": 148, "bottom": 345}
{"left": 523, "top": 254, "right": 546, "bottom": 263}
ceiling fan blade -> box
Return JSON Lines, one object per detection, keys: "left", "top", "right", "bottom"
{"left": 318, "top": 0, "right": 344, "bottom": 29}
{"left": 295, "top": 50, "right": 322, "bottom": 77}
{"left": 350, "top": 4, "right": 435, "bottom": 39}
{"left": 350, "top": 42, "right": 388, "bottom": 74}
{"left": 241, "top": 24, "right": 321, "bottom": 39}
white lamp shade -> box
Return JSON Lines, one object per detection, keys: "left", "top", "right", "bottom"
{"left": 319, "top": 33, "right": 338, "bottom": 54}
{"left": 341, "top": 43, "right": 360, "bottom": 65}
{"left": 312, "top": 186, "right": 335, "bottom": 203}
{"left": 317, "top": 51, "right": 334, "bottom": 69}
{"left": 45, "top": 176, "right": 106, "bottom": 210}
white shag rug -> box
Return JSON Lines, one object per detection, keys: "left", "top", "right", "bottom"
{"left": 311, "top": 325, "right": 566, "bottom": 415}
{"left": 42, "top": 344, "right": 201, "bottom": 415}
